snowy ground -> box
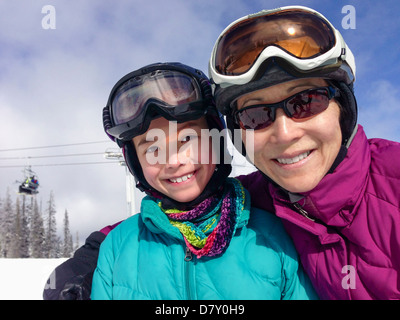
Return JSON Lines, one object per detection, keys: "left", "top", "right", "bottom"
{"left": 0, "top": 258, "right": 67, "bottom": 300}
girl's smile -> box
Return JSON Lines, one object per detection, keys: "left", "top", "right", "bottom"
{"left": 166, "top": 170, "right": 196, "bottom": 184}
{"left": 133, "top": 117, "right": 216, "bottom": 202}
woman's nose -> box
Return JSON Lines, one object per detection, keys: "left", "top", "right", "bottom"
{"left": 268, "top": 109, "right": 303, "bottom": 144}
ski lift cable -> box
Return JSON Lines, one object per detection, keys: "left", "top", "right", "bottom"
{"left": 0, "top": 161, "right": 122, "bottom": 168}
{"left": 0, "top": 140, "right": 111, "bottom": 152}
{"left": 0, "top": 152, "right": 105, "bottom": 160}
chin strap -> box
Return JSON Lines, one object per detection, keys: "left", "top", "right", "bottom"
{"left": 328, "top": 125, "right": 358, "bottom": 174}
{"left": 327, "top": 145, "right": 348, "bottom": 174}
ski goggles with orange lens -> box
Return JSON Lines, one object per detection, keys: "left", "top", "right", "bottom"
{"left": 104, "top": 64, "right": 216, "bottom": 141}
{"left": 209, "top": 6, "right": 353, "bottom": 86}
{"left": 234, "top": 86, "right": 338, "bottom": 130}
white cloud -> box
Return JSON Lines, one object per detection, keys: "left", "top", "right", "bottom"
{"left": 359, "top": 80, "right": 400, "bottom": 141}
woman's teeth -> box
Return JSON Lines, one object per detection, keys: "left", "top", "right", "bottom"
{"left": 276, "top": 151, "right": 311, "bottom": 165}
{"left": 169, "top": 172, "right": 194, "bottom": 183}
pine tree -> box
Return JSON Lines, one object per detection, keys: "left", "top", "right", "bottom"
{"left": 19, "top": 196, "right": 31, "bottom": 258}
{"left": 30, "top": 198, "right": 45, "bottom": 258}
{"left": 44, "top": 191, "right": 58, "bottom": 258}
{"left": 0, "top": 189, "right": 15, "bottom": 258}
{"left": 74, "top": 231, "right": 80, "bottom": 251}
{"left": 10, "top": 196, "right": 30, "bottom": 258}
{"left": 11, "top": 197, "right": 22, "bottom": 258}
{"left": 1, "top": 187, "right": 78, "bottom": 259}
{"left": 62, "top": 209, "right": 73, "bottom": 257}
{"left": 54, "top": 236, "right": 62, "bottom": 258}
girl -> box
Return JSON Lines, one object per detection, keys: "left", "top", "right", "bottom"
{"left": 90, "top": 62, "right": 316, "bottom": 300}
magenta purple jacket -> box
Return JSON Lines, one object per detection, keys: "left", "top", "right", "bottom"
{"left": 238, "top": 125, "right": 400, "bottom": 300}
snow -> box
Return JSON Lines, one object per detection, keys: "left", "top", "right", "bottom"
{"left": 0, "top": 258, "right": 67, "bottom": 300}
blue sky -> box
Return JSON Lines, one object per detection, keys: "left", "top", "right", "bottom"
{"left": 0, "top": 0, "right": 399, "bottom": 241}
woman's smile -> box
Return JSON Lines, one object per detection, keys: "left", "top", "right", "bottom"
{"left": 275, "top": 150, "right": 312, "bottom": 165}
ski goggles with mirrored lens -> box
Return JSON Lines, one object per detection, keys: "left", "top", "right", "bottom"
{"left": 234, "top": 86, "right": 338, "bottom": 130}
{"left": 210, "top": 6, "right": 354, "bottom": 86}
{"left": 105, "top": 68, "right": 215, "bottom": 141}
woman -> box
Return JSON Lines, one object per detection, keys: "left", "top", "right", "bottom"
{"left": 208, "top": 5, "right": 400, "bottom": 299}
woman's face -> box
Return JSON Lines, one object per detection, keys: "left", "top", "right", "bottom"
{"left": 133, "top": 116, "right": 216, "bottom": 203}
{"left": 238, "top": 78, "right": 342, "bottom": 193}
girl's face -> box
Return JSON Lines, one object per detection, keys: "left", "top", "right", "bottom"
{"left": 238, "top": 78, "right": 342, "bottom": 193}
{"left": 133, "top": 116, "right": 216, "bottom": 203}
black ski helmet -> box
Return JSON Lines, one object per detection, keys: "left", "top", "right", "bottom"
{"left": 103, "top": 62, "right": 231, "bottom": 208}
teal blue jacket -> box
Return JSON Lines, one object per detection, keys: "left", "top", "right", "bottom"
{"left": 91, "top": 196, "right": 317, "bottom": 300}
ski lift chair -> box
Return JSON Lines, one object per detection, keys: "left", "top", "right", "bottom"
{"left": 19, "top": 176, "right": 39, "bottom": 195}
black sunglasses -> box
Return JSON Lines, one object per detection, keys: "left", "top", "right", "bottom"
{"left": 234, "top": 86, "right": 338, "bottom": 130}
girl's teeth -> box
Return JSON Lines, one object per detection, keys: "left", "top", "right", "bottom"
{"left": 169, "top": 172, "right": 194, "bottom": 183}
{"left": 277, "top": 151, "right": 310, "bottom": 165}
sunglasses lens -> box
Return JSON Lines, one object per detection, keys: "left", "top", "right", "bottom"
{"left": 237, "top": 107, "right": 274, "bottom": 130}
{"left": 286, "top": 88, "right": 330, "bottom": 119}
{"left": 236, "top": 87, "right": 332, "bottom": 130}
{"left": 215, "top": 9, "right": 335, "bottom": 75}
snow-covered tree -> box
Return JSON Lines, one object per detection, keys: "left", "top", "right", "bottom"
{"left": 62, "top": 209, "right": 74, "bottom": 257}
{"left": 0, "top": 188, "right": 76, "bottom": 259}
{"left": 0, "top": 189, "right": 15, "bottom": 258}
{"left": 30, "top": 198, "right": 45, "bottom": 258}
{"left": 11, "top": 196, "right": 30, "bottom": 258}
{"left": 20, "top": 196, "right": 32, "bottom": 258}
{"left": 44, "top": 191, "right": 58, "bottom": 258}
{"left": 11, "top": 197, "right": 22, "bottom": 258}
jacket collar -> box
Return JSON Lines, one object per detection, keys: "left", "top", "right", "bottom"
{"left": 140, "top": 178, "right": 251, "bottom": 239}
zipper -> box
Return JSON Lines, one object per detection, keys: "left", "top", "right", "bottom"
{"left": 184, "top": 246, "right": 193, "bottom": 300}
{"left": 293, "top": 202, "right": 315, "bottom": 221}
{"left": 184, "top": 247, "right": 193, "bottom": 261}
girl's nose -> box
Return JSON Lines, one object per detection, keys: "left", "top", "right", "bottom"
{"left": 165, "top": 150, "right": 182, "bottom": 169}
{"left": 165, "top": 142, "right": 192, "bottom": 169}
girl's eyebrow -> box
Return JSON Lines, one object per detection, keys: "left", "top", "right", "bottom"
{"left": 135, "top": 136, "right": 158, "bottom": 149}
